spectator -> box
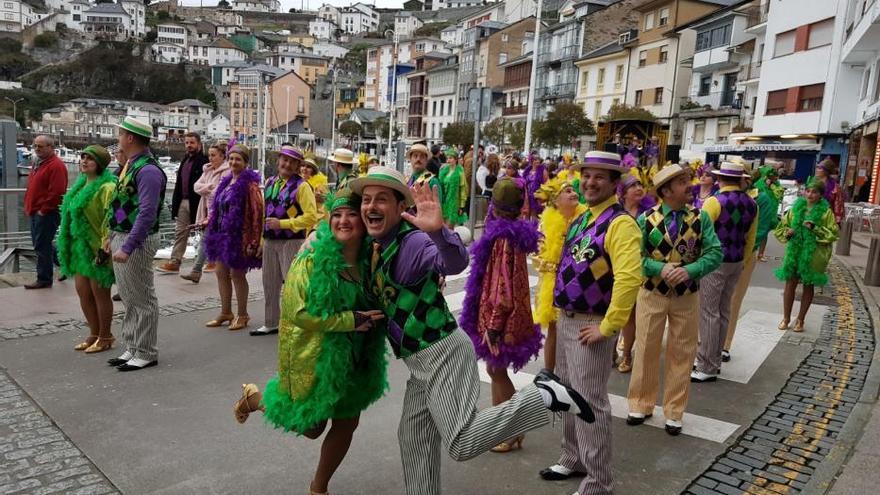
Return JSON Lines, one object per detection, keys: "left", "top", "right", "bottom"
{"left": 23, "top": 135, "right": 68, "bottom": 289}
{"left": 158, "top": 132, "right": 208, "bottom": 273}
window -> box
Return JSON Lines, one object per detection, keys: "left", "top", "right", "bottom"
{"left": 597, "top": 68, "right": 605, "bottom": 91}
{"left": 717, "top": 119, "right": 730, "bottom": 141}
{"left": 766, "top": 89, "right": 787, "bottom": 115}
{"left": 613, "top": 98, "right": 621, "bottom": 106}
{"left": 501, "top": 33, "right": 509, "bottom": 42}
{"left": 448, "top": 99, "right": 453, "bottom": 115}
{"left": 659, "top": 7, "right": 669, "bottom": 26}
{"left": 699, "top": 75, "right": 712, "bottom": 96}
{"left": 654, "top": 87, "right": 664, "bottom": 104}
{"left": 807, "top": 18, "right": 834, "bottom": 49}
{"left": 659, "top": 46, "right": 668, "bottom": 63}
{"left": 875, "top": 61, "right": 880, "bottom": 102}
{"left": 861, "top": 68, "right": 872, "bottom": 100}
{"left": 594, "top": 100, "right": 602, "bottom": 121}
{"left": 775, "top": 29, "right": 796, "bottom": 57}
{"left": 635, "top": 90, "right": 643, "bottom": 106}
{"left": 798, "top": 83, "right": 824, "bottom": 112}
{"left": 696, "top": 24, "right": 732, "bottom": 51}
{"left": 638, "top": 50, "right": 647, "bottom": 67}
{"left": 297, "top": 96, "right": 305, "bottom": 113}
{"left": 615, "top": 64, "right": 624, "bottom": 88}
{"left": 645, "top": 12, "right": 655, "bottom": 30}
{"left": 499, "top": 52, "right": 508, "bottom": 64}
{"left": 581, "top": 70, "right": 589, "bottom": 89}
{"left": 693, "top": 121, "right": 705, "bottom": 144}
{"left": 432, "top": 100, "right": 437, "bottom": 116}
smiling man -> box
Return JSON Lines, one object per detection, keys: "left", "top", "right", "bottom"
{"left": 350, "top": 166, "right": 595, "bottom": 495}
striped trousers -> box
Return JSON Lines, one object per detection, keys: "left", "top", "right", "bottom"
{"left": 556, "top": 313, "right": 617, "bottom": 495}
{"left": 261, "top": 238, "right": 302, "bottom": 328}
{"left": 628, "top": 288, "right": 700, "bottom": 421}
{"left": 111, "top": 233, "right": 160, "bottom": 361}
{"left": 399, "top": 330, "right": 550, "bottom": 495}
{"left": 696, "top": 262, "right": 743, "bottom": 375}
{"left": 725, "top": 255, "right": 756, "bottom": 351}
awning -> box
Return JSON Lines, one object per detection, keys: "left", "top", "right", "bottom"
{"left": 704, "top": 143, "right": 823, "bottom": 152}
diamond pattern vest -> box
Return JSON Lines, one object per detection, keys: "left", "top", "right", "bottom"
{"left": 263, "top": 175, "right": 305, "bottom": 240}
{"left": 109, "top": 154, "right": 166, "bottom": 234}
{"left": 553, "top": 204, "right": 627, "bottom": 314}
{"left": 714, "top": 190, "right": 757, "bottom": 263}
{"left": 642, "top": 205, "right": 703, "bottom": 296}
{"left": 371, "top": 222, "right": 457, "bottom": 358}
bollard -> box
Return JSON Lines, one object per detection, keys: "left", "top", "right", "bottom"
{"left": 836, "top": 218, "right": 853, "bottom": 256}
{"left": 865, "top": 236, "right": 880, "bottom": 286}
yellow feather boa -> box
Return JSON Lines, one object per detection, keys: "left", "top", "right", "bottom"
{"left": 533, "top": 203, "right": 589, "bottom": 328}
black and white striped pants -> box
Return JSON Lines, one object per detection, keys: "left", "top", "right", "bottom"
{"left": 696, "top": 262, "right": 743, "bottom": 375}
{"left": 111, "top": 233, "right": 160, "bottom": 361}
{"left": 399, "top": 330, "right": 549, "bottom": 495}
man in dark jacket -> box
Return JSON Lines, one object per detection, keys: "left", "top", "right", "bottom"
{"left": 157, "top": 132, "right": 207, "bottom": 273}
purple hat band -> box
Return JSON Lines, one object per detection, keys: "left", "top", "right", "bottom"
{"left": 280, "top": 147, "right": 303, "bottom": 161}
{"left": 717, "top": 166, "right": 744, "bottom": 176}
{"left": 585, "top": 156, "right": 622, "bottom": 167}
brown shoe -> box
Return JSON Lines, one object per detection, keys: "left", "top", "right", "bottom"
{"left": 24, "top": 281, "right": 52, "bottom": 290}
{"left": 74, "top": 336, "right": 98, "bottom": 351}
{"left": 618, "top": 355, "right": 633, "bottom": 374}
{"left": 229, "top": 315, "right": 250, "bottom": 331}
{"left": 234, "top": 383, "right": 263, "bottom": 424}
{"left": 156, "top": 261, "right": 180, "bottom": 273}
{"left": 180, "top": 271, "right": 201, "bottom": 284}
{"left": 203, "top": 262, "right": 217, "bottom": 273}
{"left": 84, "top": 336, "right": 115, "bottom": 354}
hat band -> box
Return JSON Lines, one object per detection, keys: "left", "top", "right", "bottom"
{"left": 280, "top": 149, "right": 303, "bottom": 161}
{"left": 585, "top": 156, "right": 622, "bottom": 167}
{"left": 365, "top": 173, "right": 405, "bottom": 186}
{"left": 718, "top": 167, "right": 743, "bottom": 175}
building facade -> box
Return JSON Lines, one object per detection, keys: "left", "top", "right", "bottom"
{"left": 574, "top": 39, "right": 630, "bottom": 146}
{"left": 425, "top": 54, "right": 458, "bottom": 144}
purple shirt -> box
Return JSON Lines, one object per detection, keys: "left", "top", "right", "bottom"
{"left": 180, "top": 156, "right": 194, "bottom": 200}
{"left": 378, "top": 223, "right": 468, "bottom": 285}
{"left": 121, "top": 152, "right": 166, "bottom": 255}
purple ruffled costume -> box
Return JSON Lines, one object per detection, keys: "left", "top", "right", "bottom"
{"left": 204, "top": 169, "right": 263, "bottom": 271}
{"left": 523, "top": 161, "right": 547, "bottom": 216}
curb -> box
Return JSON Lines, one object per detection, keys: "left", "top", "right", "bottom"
{"left": 802, "top": 255, "right": 880, "bottom": 495}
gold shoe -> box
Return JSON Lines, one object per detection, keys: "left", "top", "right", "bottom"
{"left": 229, "top": 315, "right": 250, "bottom": 331}
{"left": 778, "top": 319, "right": 790, "bottom": 331}
{"left": 74, "top": 336, "right": 98, "bottom": 351}
{"left": 490, "top": 435, "right": 524, "bottom": 453}
{"left": 206, "top": 313, "right": 234, "bottom": 327}
{"left": 84, "top": 336, "right": 115, "bottom": 354}
{"left": 234, "top": 383, "right": 262, "bottom": 424}
{"left": 618, "top": 355, "right": 633, "bottom": 374}
{"left": 793, "top": 319, "right": 804, "bottom": 332}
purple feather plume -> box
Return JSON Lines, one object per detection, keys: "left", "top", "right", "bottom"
{"left": 204, "top": 169, "right": 263, "bottom": 271}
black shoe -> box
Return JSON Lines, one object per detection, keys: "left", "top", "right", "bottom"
{"left": 24, "top": 281, "right": 52, "bottom": 290}
{"left": 539, "top": 466, "right": 585, "bottom": 481}
{"left": 117, "top": 360, "right": 158, "bottom": 372}
{"left": 57, "top": 275, "right": 67, "bottom": 282}
{"left": 107, "top": 357, "right": 128, "bottom": 367}
{"left": 534, "top": 369, "right": 595, "bottom": 423}
{"left": 626, "top": 413, "right": 652, "bottom": 426}
{"left": 665, "top": 422, "right": 682, "bottom": 436}
{"left": 721, "top": 350, "right": 731, "bottom": 362}
{"left": 112, "top": 293, "right": 122, "bottom": 302}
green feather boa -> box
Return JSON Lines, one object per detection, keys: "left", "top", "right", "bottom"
{"left": 775, "top": 197, "right": 830, "bottom": 286}
{"left": 56, "top": 171, "right": 117, "bottom": 288}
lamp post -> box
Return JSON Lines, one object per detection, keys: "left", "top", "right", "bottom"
{"left": 285, "top": 86, "right": 291, "bottom": 143}
{"left": 330, "top": 67, "right": 339, "bottom": 152}
{"left": 4, "top": 97, "right": 23, "bottom": 123}
{"left": 524, "top": 0, "right": 543, "bottom": 154}
{"left": 384, "top": 29, "right": 399, "bottom": 166}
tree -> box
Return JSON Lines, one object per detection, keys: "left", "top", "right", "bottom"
{"left": 372, "top": 116, "right": 400, "bottom": 140}
{"left": 218, "top": 0, "right": 231, "bottom": 8}
{"left": 442, "top": 122, "right": 475, "bottom": 148}
{"left": 341, "top": 42, "right": 370, "bottom": 74}
{"left": 507, "top": 121, "right": 527, "bottom": 152}
{"left": 33, "top": 32, "right": 59, "bottom": 49}
{"left": 482, "top": 117, "right": 507, "bottom": 147}
{"left": 338, "top": 121, "right": 363, "bottom": 144}
{"left": 604, "top": 102, "right": 656, "bottom": 122}
{"left": 533, "top": 101, "right": 594, "bottom": 149}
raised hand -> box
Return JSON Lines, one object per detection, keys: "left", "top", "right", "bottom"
{"left": 401, "top": 182, "right": 444, "bottom": 233}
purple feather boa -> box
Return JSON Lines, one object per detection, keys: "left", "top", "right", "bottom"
{"left": 204, "top": 169, "right": 263, "bottom": 271}
{"left": 459, "top": 216, "right": 544, "bottom": 371}
{"left": 523, "top": 163, "right": 547, "bottom": 215}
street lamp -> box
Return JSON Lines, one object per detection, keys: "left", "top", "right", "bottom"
{"left": 4, "top": 97, "right": 24, "bottom": 123}
{"left": 328, "top": 66, "right": 347, "bottom": 153}
{"left": 384, "top": 28, "right": 399, "bottom": 166}
{"left": 524, "top": 0, "right": 544, "bottom": 154}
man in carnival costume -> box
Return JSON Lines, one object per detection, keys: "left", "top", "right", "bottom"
{"left": 627, "top": 164, "right": 722, "bottom": 435}
{"left": 538, "top": 151, "right": 642, "bottom": 494}
{"left": 406, "top": 143, "right": 441, "bottom": 194}
{"left": 350, "top": 167, "right": 596, "bottom": 495}
{"left": 328, "top": 148, "right": 357, "bottom": 192}
{"left": 691, "top": 162, "right": 757, "bottom": 383}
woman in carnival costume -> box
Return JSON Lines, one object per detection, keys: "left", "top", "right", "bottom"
{"left": 774, "top": 178, "right": 839, "bottom": 332}
{"left": 626, "top": 152, "right": 656, "bottom": 199}
{"left": 302, "top": 157, "right": 330, "bottom": 218}
{"left": 233, "top": 189, "right": 387, "bottom": 495}
{"left": 532, "top": 176, "right": 588, "bottom": 372}
{"left": 203, "top": 145, "right": 264, "bottom": 331}
{"left": 439, "top": 148, "right": 469, "bottom": 226}
{"left": 755, "top": 164, "right": 784, "bottom": 262}
{"left": 523, "top": 151, "right": 549, "bottom": 219}
{"left": 59, "top": 145, "right": 118, "bottom": 353}
{"left": 816, "top": 159, "right": 844, "bottom": 224}
{"left": 460, "top": 177, "right": 543, "bottom": 453}
{"left": 691, "top": 162, "right": 719, "bottom": 209}
{"left": 614, "top": 174, "right": 656, "bottom": 373}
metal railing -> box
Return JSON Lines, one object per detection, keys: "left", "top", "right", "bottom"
{"left": 743, "top": 3, "right": 769, "bottom": 29}
{"left": 680, "top": 92, "right": 741, "bottom": 112}
{"left": 0, "top": 247, "right": 36, "bottom": 274}
{"left": 502, "top": 105, "right": 527, "bottom": 116}
{"left": 738, "top": 62, "right": 762, "bottom": 81}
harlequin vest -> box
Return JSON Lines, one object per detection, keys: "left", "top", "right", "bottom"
{"left": 264, "top": 175, "right": 306, "bottom": 240}
{"left": 714, "top": 190, "right": 758, "bottom": 263}
{"left": 553, "top": 204, "right": 627, "bottom": 314}
{"left": 371, "top": 222, "right": 457, "bottom": 358}
{"left": 642, "top": 204, "right": 703, "bottom": 296}
{"left": 108, "top": 154, "right": 166, "bottom": 234}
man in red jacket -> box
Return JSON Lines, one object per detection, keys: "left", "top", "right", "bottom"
{"left": 23, "top": 135, "right": 68, "bottom": 289}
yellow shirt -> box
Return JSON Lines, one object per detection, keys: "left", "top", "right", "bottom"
{"left": 701, "top": 185, "right": 758, "bottom": 261}
{"left": 273, "top": 176, "right": 319, "bottom": 233}
{"left": 580, "top": 195, "right": 643, "bottom": 337}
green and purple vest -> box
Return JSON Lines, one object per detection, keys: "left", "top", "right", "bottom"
{"left": 264, "top": 175, "right": 306, "bottom": 240}
{"left": 714, "top": 190, "right": 757, "bottom": 263}
{"left": 108, "top": 154, "right": 165, "bottom": 234}
{"left": 642, "top": 204, "right": 703, "bottom": 296}
{"left": 370, "top": 222, "right": 457, "bottom": 359}
{"left": 553, "top": 204, "right": 626, "bottom": 314}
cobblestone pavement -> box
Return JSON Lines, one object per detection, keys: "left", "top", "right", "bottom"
{"left": 0, "top": 291, "right": 264, "bottom": 341}
{"left": 685, "top": 264, "right": 876, "bottom": 495}
{"left": 0, "top": 370, "right": 118, "bottom": 495}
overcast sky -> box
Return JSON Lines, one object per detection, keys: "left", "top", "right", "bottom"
{"left": 179, "top": 1, "right": 406, "bottom": 9}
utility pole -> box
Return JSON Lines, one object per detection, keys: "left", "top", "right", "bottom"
{"left": 330, "top": 69, "right": 338, "bottom": 151}
{"left": 524, "top": 0, "right": 543, "bottom": 154}
{"left": 4, "top": 97, "right": 23, "bottom": 124}
{"left": 385, "top": 29, "right": 398, "bottom": 166}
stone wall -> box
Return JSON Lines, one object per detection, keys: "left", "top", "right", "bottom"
{"left": 582, "top": 0, "right": 642, "bottom": 55}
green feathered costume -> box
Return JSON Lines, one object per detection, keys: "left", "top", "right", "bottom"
{"left": 56, "top": 170, "right": 118, "bottom": 288}
{"left": 774, "top": 181, "right": 839, "bottom": 286}
{"left": 262, "top": 193, "right": 388, "bottom": 435}
{"left": 755, "top": 166, "right": 784, "bottom": 246}
{"left": 439, "top": 162, "right": 468, "bottom": 225}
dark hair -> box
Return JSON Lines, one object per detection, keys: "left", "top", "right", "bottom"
{"left": 431, "top": 145, "right": 441, "bottom": 155}
{"left": 184, "top": 131, "right": 201, "bottom": 143}
{"left": 393, "top": 190, "right": 405, "bottom": 203}
{"left": 126, "top": 130, "right": 151, "bottom": 147}
{"left": 718, "top": 175, "right": 741, "bottom": 185}
{"left": 609, "top": 170, "right": 622, "bottom": 182}
{"left": 657, "top": 182, "right": 673, "bottom": 199}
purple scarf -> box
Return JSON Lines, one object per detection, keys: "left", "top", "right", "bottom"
{"left": 204, "top": 169, "right": 262, "bottom": 271}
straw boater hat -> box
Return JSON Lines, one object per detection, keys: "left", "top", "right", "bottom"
{"left": 653, "top": 163, "right": 691, "bottom": 190}
{"left": 279, "top": 145, "right": 304, "bottom": 162}
{"left": 407, "top": 143, "right": 429, "bottom": 159}
{"left": 712, "top": 161, "right": 747, "bottom": 178}
{"left": 115, "top": 116, "right": 153, "bottom": 139}
{"left": 349, "top": 166, "right": 415, "bottom": 206}
{"left": 328, "top": 148, "right": 355, "bottom": 165}
{"left": 570, "top": 151, "right": 630, "bottom": 173}
{"left": 302, "top": 158, "right": 319, "bottom": 173}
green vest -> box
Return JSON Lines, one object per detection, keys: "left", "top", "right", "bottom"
{"left": 371, "top": 222, "right": 457, "bottom": 358}
{"left": 108, "top": 154, "right": 166, "bottom": 234}
{"left": 642, "top": 205, "right": 702, "bottom": 296}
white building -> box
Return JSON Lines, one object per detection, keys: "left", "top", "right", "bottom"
{"left": 440, "top": 24, "right": 462, "bottom": 47}
{"left": 163, "top": 99, "right": 214, "bottom": 137}
{"left": 365, "top": 37, "right": 450, "bottom": 112}
{"left": 425, "top": 55, "right": 458, "bottom": 145}
{"left": 119, "top": 0, "right": 146, "bottom": 38}
{"left": 339, "top": 2, "right": 379, "bottom": 35}
{"left": 312, "top": 41, "right": 349, "bottom": 60}
{"left": 574, "top": 39, "right": 630, "bottom": 140}
{"left": 81, "top": 2, "right": 132, "bottom": 41}
{"left": 230, "top": 0, "right": 280, "bottom": 13}
{"left": 436, "top": 0, "right": 485, "bottom": 10}
{"left": 207, "top": 114, "right": 231, "bottom": 140}
{"left": 309, "top": 17, "right": 337, "bottom": 40}
{"left": 59, "top": 0, "right": 89, "bottom": 32}
{"left": 211, "top": 61, "right": 251, "bottom": 87}
{"left": 0, "top": 0, "right": 47, "bottom": 33}
{"left": 317, "top": 3, "right": 340, "bottom": 23}
{"left": 189, "top": 38, "right": 248, "bottom": 66}
{"left": 395, "top": 11, "right": 424, "bottom": 38}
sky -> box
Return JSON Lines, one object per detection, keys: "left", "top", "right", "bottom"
{"left": 179, "top": 1, "right": 406, "bottom": 9}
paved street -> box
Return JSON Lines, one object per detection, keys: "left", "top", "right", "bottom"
{"left": 0, "top": 238, "right": 876, "bottom": 495}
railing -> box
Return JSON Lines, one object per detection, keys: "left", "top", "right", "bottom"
{"left": 680, "top": 92, "right": 741, "bottom": 112}
{"left": 738, "top": 61, "right": 762, "bottom": 81}
{"left": 743, "top": 3, "right": 769, "bottom": 29}
{"left": 0, "top": 247, "right": 36, "bottom": 274}
{"left": 537, "top": 83, "right": 577, "bottom": 100}
{"left": 502, "top": 105, "right": 528, "bottom": 116}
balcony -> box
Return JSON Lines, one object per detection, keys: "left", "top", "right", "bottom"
{"left": 842, "top": 0, "right": 880, "bottom": 62}
{"left": 502, "top": 105, "right": 527, "bottom": 116}
{"left": 737, "top": 62, "right": 761, "bottom": 83}
{"left": 743, "top": 3, "right": 769, "bottom": 31}
{"left": 538, "top": 83, "right": 577, "bottom": 101}
{"left": 679, "top": 92, "right": 742, "bottom": 118}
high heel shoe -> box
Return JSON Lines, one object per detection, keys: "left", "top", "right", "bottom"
{"left": 74, "top": 336, "right": 98, "bottom": 351}
{"left": 778, "top": 319, "right": 790, "bottom": 331}
{"left": 618, "top": 355, "right": 633, "bottom": 374}
{"left": 793, "top": 319, "right": 804, "bottom": 332}
{"left": 205, "top": 313, "right": 234, "bottom": 327}
{"left": 490, "top": 435, "right": 524, "bottom": 453}
{"left": 234, "top": 383, "right": 262, "bottom": 424}
{"left": 229, "top": 315, "right": 250, "bottom": 331}
{"left": 84, "top": 336, "right": 115, "bottom": 354}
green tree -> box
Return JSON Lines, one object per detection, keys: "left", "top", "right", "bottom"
{"left": 442, "top": 122, "right": 475, "bottom": 148}
{"left": 507, "top": 121, "right": 527, "bottom": 152}
{"left": 338, "top": 121, "right": 363, "bottom": 144}
{"left": 482, "top": 117, "right": 507, "bottom": 147}
{"left": 33, "top": 32, "right": 59, "bottom": 49}
{"left": 604, "top": 102, "right": 656, "bottom": 122}
{"left": 533, "top": 101, "right": 594, "bottom": 149}
{"left": 0, "top": 39, "right": 37, "bottom": 81}
{"left": 341, "top": 42, "right": 370, "bottom": 74}
{"left": 218, "top": 0, "right": 231, "bottom": 8}
{"left": 372, "top": 116, "right": 400, "bottom": 140}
